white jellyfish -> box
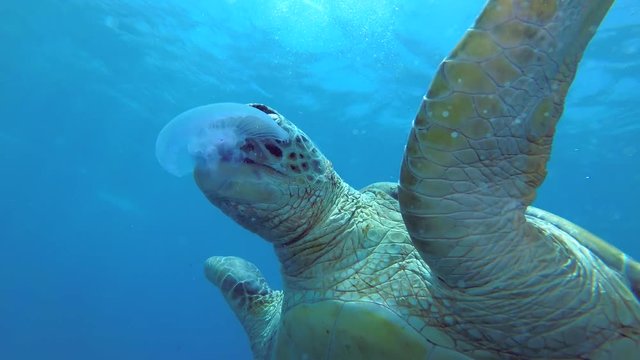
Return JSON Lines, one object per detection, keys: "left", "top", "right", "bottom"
{"left": 155, "top": 103, "right": 288, "bottom": 177}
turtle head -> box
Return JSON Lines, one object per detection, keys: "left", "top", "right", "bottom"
{"left": 193, "top": 103, "right": 343, "bottom": 243}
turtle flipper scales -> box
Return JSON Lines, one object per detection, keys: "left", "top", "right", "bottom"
{"left": 400, "top": 0, "right": 614, "bottom": 286}
{"left": 204, "top": 256, "right": 283, "bottom": 359}
{"left": 399, "top": 0, "right": 640, "bottom": 356}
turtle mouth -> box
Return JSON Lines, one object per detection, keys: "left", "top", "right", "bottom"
{"left": 243, "top": 140, "right": 286, "bottom": 175}
{"left": 194, "top": 138, "right": 288, "bottom": 205}
{"left": 240, "top": 157, "right": 285, "bottom": 176}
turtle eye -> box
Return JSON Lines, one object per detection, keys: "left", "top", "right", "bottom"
{"left": 265, "top": 143, "right": 283, "bottom": 158}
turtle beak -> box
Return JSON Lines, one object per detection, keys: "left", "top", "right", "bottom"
{"left": 193, "top": 151, "right": 284, "bottom": 206}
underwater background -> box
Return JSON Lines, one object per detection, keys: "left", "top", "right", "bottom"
{"left": 1, "top": 0, "right": 639, "bottom": 359}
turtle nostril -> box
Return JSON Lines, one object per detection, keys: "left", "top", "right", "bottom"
{"left": 265, "top": 143, "right": 283, "bottom": 158}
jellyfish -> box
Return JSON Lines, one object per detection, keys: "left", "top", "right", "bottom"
{"left": 155, "top": 103, "right": 287, "bottom": 177}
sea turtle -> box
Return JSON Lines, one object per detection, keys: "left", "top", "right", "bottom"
{"left": 158, "top": 0, "right": 640, "bottom": 358}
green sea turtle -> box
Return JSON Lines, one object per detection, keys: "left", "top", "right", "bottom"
{"left": 158, "top": 0, "right": 640, "bottom": 358}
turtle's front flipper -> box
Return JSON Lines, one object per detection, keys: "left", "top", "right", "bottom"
{"left": 204, "top": 256, "right": 283, "bottom": 359}
{"left": 400, "top": 1, "right": 640, "bottom": 357}
{"left": 400, "top": 0, "right": 614, "bottom": 285}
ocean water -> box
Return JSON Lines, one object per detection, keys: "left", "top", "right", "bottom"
{"left": 1, "top": 0, "right": 638, "bottom": 359}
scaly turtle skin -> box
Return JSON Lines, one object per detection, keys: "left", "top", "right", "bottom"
{"left": 178, "top": 1, "right": 640, "bottom": 358}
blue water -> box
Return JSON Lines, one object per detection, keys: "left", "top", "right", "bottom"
{"left": 1, "top": 0, "right": 638, "bottom": 359}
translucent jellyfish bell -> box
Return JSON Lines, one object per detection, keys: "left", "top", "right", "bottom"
{"left": 155, "top": 103, "right": 288, "bottom": 177}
